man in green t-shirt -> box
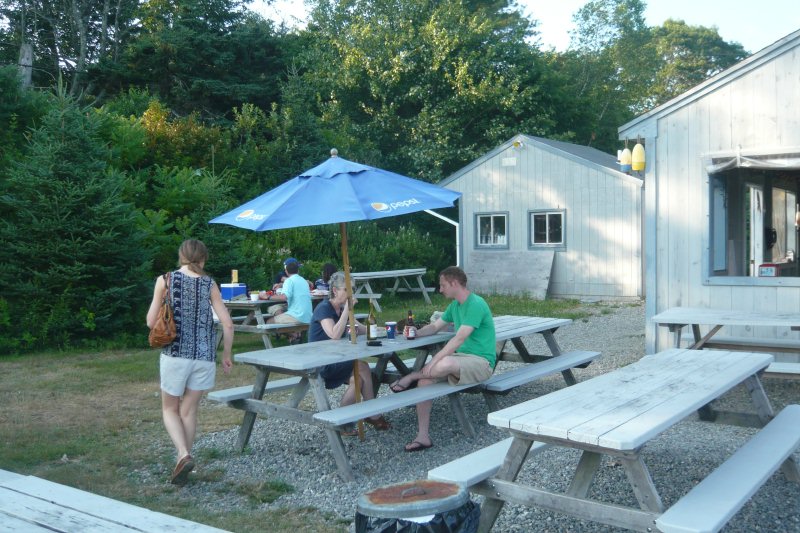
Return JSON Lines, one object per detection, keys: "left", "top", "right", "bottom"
{"left": 389, "top": 266, "right": 495, "bottom": 452}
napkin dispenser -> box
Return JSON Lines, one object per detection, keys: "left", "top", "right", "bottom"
{"left": 221, "top": 283, "right": 247, "bottom": 300}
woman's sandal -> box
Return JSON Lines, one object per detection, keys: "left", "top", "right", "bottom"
{"left": 404, "top": 440, "right": 433, "bottom": 452}
{"left": 365, "top": 415, "right": 391, "bottom": 431}
{"left": 170, "top": 454, "right": 195, "bottom": 486}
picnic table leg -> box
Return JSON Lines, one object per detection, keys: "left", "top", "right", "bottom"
{"left": 236, "top": 369, "right": 270, "bottom": 451}
{"left": 541, "top": 330, "right": 580, "bottom": 386}
{"left": 541, "top": 330, "right": 563, "bottom": 357}
{"left": 482, "top": 391, "right": 501, "bottom": 412}
{"left": 620, "top": 455, "right": 663, "bottom": 513}
{"left": 286, "top": 377, "right": 310, "bottom": 408}
{"left": 253, "top": 308, "right": 274, "bottom": 349}
{"left": 371, "top": 357, "right": 391, "bottom": 396}
{"left": 448, "top": 394, "right": 475, "bottom": 438}
{"left": 478, "top": 436, "right": 534, "bottom": 533}
{"left": 415, "top": 275, "right": 432, "bottom": 305}
{"left": 362, "top": 281, "right": 381, "bottom": 312}
{"left": 308, "top": 373, "right": 355, "bottom": 481}
{"left": 390, "top": 277, "right": 401, "bottom": 296}
{"left": 509, "top": 337, "right": 537, "bottom": 363}
{"left": 668, "top": 325, "right": 683, "bottom": 348}
{"left": 566, "top": 451, "right": 602, "bottom": 498}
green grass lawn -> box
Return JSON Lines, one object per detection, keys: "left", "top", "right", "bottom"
{"left": 0, "top": 293, "right": 595, "bottom": 532}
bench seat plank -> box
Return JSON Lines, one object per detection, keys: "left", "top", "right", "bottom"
{"left": 427, "top": 438, "right": 550, "bottom": 487}
{"left": 483, "top": 351, "right": 600, "bottom": 392}
{"left": 765, "top": 362, "right": 800, "bottom": 376}
{"left": 314, "top": 351, "right": 600, "bottom": 427}
{"left": 655, "top": 405, "right": 800, "bottom": 533}
{"left": 313, "top": 381, "right": 475, "bottom": 427}
{"left": 207, "top": 377, "right": 303, "bottom": 403}
{"left": 678, "top": 333, "right": 800, "bottom": 352}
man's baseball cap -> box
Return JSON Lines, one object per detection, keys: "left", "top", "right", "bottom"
{"left": 284, "top": 257, "right": 301, "bottom": 266}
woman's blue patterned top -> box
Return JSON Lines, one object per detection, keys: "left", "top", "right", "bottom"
{"left": 162, "top": 271, "right": 216, "bottom": 362}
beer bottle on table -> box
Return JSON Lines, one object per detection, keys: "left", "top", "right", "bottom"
{"left": 367, "top": 300, "right": 377, "bottom": 340}
{"left": 406, "top": 309, "right": 416, "bottom": 338}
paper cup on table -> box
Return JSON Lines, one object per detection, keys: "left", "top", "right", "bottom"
{"left": 250, "top": 292, "right": 260, "bottom": 301}
{"left": 385, "top": 321, "right": 397, "bottom": 339}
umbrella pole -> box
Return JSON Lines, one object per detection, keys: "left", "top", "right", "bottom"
{"left": 341, "top": 223, "right": 365, "bottom": 440}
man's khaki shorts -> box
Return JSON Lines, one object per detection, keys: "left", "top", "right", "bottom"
{"left": 274, "top": 312, "right": 302, "bottom": 324}
{"left": 448, "top": 353, "right": 493, "bottom": 385}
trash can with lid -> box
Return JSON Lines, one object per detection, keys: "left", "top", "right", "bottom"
{"left": 354, "top": 479, "right": 480, "bottom": 533}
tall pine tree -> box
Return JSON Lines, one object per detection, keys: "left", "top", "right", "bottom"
{"left": 0, "top": 86, "right": 150, "bottom": 352}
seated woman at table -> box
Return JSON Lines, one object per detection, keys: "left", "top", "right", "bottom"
{"left": 309, "top": 271, "right": 391, "bottom": 435}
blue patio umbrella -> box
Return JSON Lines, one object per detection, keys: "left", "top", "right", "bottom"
{"left": 209, "top": 150, "right": 461, "bottom": 231}
{"left": 210, "top": 150, "right": 460, "bottom": 437}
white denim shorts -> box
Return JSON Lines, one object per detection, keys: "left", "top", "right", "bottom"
{"left": 160, "top": 354, "right": 216, "bottom": 396}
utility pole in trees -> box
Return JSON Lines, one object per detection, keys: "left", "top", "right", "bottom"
{"left": 18, "top": 43, "right": 33, "bottom": 88}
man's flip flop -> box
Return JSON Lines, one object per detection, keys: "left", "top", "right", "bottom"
{"left": 404, "top": 440, "right": 433, "bottom": 452}
{"left": 390, "top": 380, "right": 417, "bottom": 393}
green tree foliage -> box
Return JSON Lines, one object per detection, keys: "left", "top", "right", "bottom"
{"left": 0, "top": 86, "right": 150, "bottom": 352}
{"left": 0, "top": 66, "right": 50, "bottom": 170}
{"left": 546, "top": 0, "right": 656, "bottom": 151}
{"left": 302, "top": 0, "right": 555, "bottom": 181}
{"left": 649, "top": 19, "right": 747, "bottom": 104}
{"left": 92, "top": 0, "right": 290, "bottom": 119}
{"left": 0, "top": 0, "right": 141, "bottom": 93}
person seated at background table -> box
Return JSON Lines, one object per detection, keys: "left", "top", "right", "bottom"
{"left": 309, "top": 271, "right": 391, "bottom": 436}
{"left": 314, "top": 262, "right": 337, "bottom": 291}
{"left": 389, "top": 266, "right": 495, "bottom": 452}
{"left": 266, "top": 259, "right": 312, "bottom": 343}
{"left": 268, "top": 257, "right": 307, "bottom": 313}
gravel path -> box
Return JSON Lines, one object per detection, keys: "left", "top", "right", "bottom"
{"left": 193, "top": 302, "right": 800, "bottom": 532}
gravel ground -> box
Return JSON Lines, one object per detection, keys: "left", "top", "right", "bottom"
{"left": 192, "top": 302, "right": 800, "bottom": 532}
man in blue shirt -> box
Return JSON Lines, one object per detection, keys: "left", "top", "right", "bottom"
{"left": 266, "top": 259, "right": 312, "bottom": 339}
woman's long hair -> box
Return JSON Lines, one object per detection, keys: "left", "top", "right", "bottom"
{"left": 178, "top": 239, "right": 208, "bottom": 276}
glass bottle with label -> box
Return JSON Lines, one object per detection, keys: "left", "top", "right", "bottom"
{"left": 406, "top": 309, "right": 416, "bottom": 338}
{"left": 367, "top": 300, "right": 378, "bottom": 340}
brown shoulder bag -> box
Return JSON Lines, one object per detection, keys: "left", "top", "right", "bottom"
{"left": 149, "top": 272, "right": 177, "bottom": 348}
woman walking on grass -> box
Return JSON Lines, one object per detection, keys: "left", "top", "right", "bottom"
{"left": 146, "top": 239, "right": 234, "bottom": 485}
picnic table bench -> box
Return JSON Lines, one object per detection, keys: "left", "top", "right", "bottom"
{"left": 217, "top": 299, "right": 310, "bottom": 348}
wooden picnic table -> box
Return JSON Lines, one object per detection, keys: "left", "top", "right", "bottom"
{"left": 350, "top": 268, "right": 431, "bottom": 311}
{"left": 0, "top": 469, "right": 228, "bottom": 532}
{"left": 652, "top": 306, "right": 800, "bottom": 376}
{"left": 475, "top": 348, "right": 800, "bottom": 532}
{"left": 212, "top": 315, "right": 588, "bottom": 480}
{"left": 220, "top": 296, "right": 323, "bottom": 349}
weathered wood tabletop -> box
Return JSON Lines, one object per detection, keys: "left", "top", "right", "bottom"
{"left": 476, "top": 348, "right": 788, "bottom": 532}
{"left": 0, "top": 469, "right": 228, "bottom": 532}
